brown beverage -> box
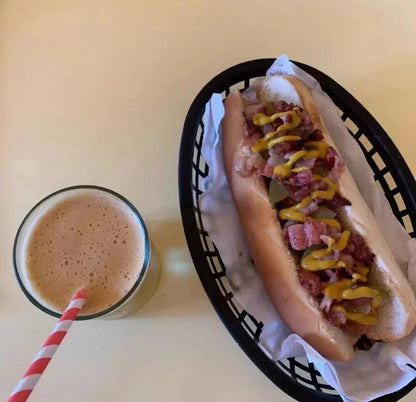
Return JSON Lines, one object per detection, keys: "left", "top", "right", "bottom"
{"left": 22, "top": 191, "right": 146, "bottom": 315}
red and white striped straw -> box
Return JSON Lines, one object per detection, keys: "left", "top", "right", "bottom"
{"left": 8, "top": 289, "right": 87, "bottom": 402}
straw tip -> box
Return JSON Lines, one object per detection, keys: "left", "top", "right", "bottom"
{"left": 74, "top": 288, "right": 88, "bottom": 300}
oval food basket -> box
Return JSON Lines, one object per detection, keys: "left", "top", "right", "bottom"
{"left": 178, "top": 59, "right": 416, "bottom": 401}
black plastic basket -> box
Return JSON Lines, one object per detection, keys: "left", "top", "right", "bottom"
{"left": 178, "top": 59, "right": 416, "bottom": 401}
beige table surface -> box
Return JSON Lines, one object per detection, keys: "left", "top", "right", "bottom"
{"left": 1, "top": 1, "right": 416, "bottom": 401}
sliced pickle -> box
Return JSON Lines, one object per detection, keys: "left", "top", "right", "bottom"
{"left": 311, "top": 206, "right": 337, "bottom": 220}
{"left": 260, "top": 150, "right": 269, "bottom": 161}
{"left": 266, "top": 102, "right": 274, "bottom": 116}
{"left": 312, "top": 165, "right": 328, "bottom": 176}
{"left": 269, "top": 180, "right": 288, "bottom": 206}
{"left": 355, "top": 302, "right": 372, "bottom": 315}
{"left": 343, "top": 300, "right": 372, "bottom": 315}
{"left": 301, "top": 244, "right": 325, "bottom": 260}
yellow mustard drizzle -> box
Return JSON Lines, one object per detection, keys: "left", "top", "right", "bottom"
{"left": 278, "top": 176, "right": 340, "bottom": 230}
{"left": 311, "top": 175, "right": 338, "bottom": 200}
{"left": 304, "top": 141, "right": 328, "bottom": 159}
{"left": 323, "top": 278, "right": 378, "bottom": 300}
{"left": 252, "top": 108, "right": 300, "bottom": 126}
{"left": 371, "top": 294, "right": 382, "bottom": 309}
{"left": 273, "top": 150, "right": 320, "bottom": 179}
{"left": 250, "top": 110, "right": 329, "bottom": 177}
{"left": 300, "top": 230, "right": 381, "bottom": 325}
{"left": 324, "top": 278, "right": 355, "bottom": 298}
{"left": 291, "top": 166, "right": 310, "bottom": 174}
{"left": 314, "top": 218, "right": 341, "bottom": 230}
{"left": 264, "top": 142, "right": 328, "bottom": 179}
{"left": 301, "top": 233, "right": 349, "bottom": 272}
{"left": 278, "top": 212, "right": 341, "bottom": 230}
{"left": 332, "top": 305, "right": 378, "bottom": 325}
{"left": 351, "top": 272, "right": 367, "bottom": 282}
{"left": 300, "top": 257, "right": 346, "bottom": 271}
{"left": 354, "top": 266, "right": 370, "bottom": 278}
{"left": 252, "top": 135, "right": 301, "bottom": 153}
{"left": 342, "top": 287, "right": 379, "bottom": 299}
{"left": 251, "top": 110, "right": 301, "bottom": 152}
{"left": 278, "top": 209, "right": 305, "bottom": 222}
{"left": 333, "top": 230, "right": 350, "bottom": 252}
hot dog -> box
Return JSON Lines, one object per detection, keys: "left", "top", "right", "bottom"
{"left": 221, "top": 75, "right": 416, "bottom": 361}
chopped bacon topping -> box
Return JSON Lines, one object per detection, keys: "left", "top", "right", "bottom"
{"left": 327, "top": 306, "right": 347, "bottom": 326}
{"left": 272, "top": 141, "right": 302, "bottom": 156}
{"left": 307, "top": 129, "right": 324, "bottom": 141}
{"left": 273, "top": 100, "right": 296, "bottom": 113}
{"left": 285, "top": 185, "right": 311, "bottom": 201}
{"left": 287, "top": 218, "right": 327, "bottom": 250}
{"left": 245, "top": 118, "right": 261, "bottom": 137}
{"left": 294, "top": 156, "right": 316, "bottom": 170}
{"left": 326, "top": 226, "right": 343, "bottom": 240}
{"left": 298, "top": 200, "right": 319, "bottom": 215}
{"left": 326, "top": 146, "right": 345, "bottom": 182}
{"left": 282, "top": 227, "right": 289, "bottom": 244}
{"left": 353, "top": 245, "right": 375, "bottom": 265}
{"left": 276, "top": 196, "right": 297, "bottom": 210}
{"left": 258, "top": 163, "right": 275, "bottom": 179}
{"left": 326, "top": 146, "right": 338, "bottom": 170}
{"left": 339, "top": 266, "right": 354, "bottom": 278}
{"left": 321, "top": 193, "right": 351, "bottom": 208}
{"left": 318, "top": 269, "right": 337, "bottom": 283}
{"left": 267, "top": 148, "right": 286, "bottom": 166}
{"left": 321, "top": 250, "right": 340, "bottom": 261}
{"left": 344, "top": 234, "right": 375, "bottom": 265}
{"left": 261, "top": 123, "right": 276, "bottom": 135}
{"left": 303, "top": 218, "right": 328, "bottom": 247}
{"left": 298, "top": 269, "right": 325, "bottom": 297}
{"left": 291, "top": 111, "right": 313, "bottom": 140}
{"left": 339, "top": 253, "right": 355, "bottom": 267}
{"left": 283, "top": 169, "right": 314, "bottom": 187}
{"left": 344, "top": 234, "right": 364, "bottom": 252}
{"left": 287, "top": 224, "right": 308, "bottom": 250}
{"left": 319, "top": 296, "right": 333, "bottom": 313}
{"left": 283, "top": 174, "right": 330, "bottom": 202}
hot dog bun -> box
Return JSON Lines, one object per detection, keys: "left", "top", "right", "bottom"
{"left": 221, "top": 75, "right": 416, "bottom": 361}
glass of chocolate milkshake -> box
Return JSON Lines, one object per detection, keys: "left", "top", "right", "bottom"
{"left": 13, "top": 185, "right": 160, "bottom": 319}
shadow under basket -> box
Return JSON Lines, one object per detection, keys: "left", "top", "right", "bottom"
{"left": 178, "top": 59, "right": 416, "bottom": 401}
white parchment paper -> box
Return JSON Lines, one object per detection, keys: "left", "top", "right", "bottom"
{"left": 199, "top": 55, "right": 416, "bottom": 402}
